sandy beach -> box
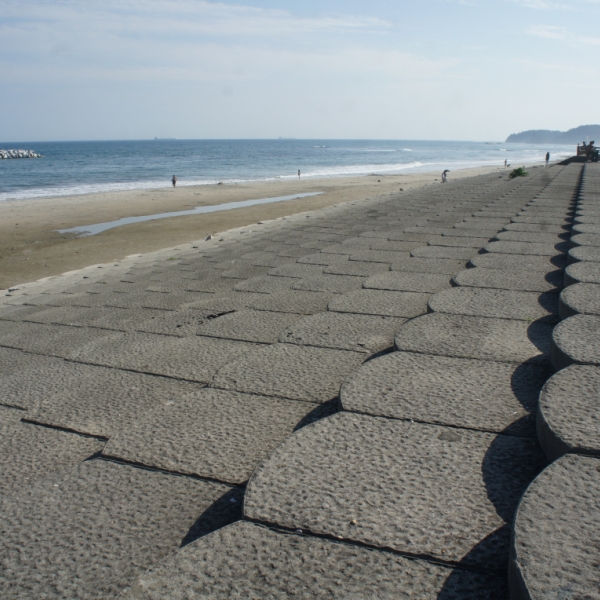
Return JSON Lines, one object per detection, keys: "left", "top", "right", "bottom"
{"left": 0, "top": 164, "right": 514, "bottom": 290}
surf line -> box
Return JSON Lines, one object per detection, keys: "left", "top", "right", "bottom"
{"left": 57, "top": 192, "right": 324, "bottom": 237}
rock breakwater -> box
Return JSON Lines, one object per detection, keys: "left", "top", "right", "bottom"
{"left": 0, "top": 149, "right": 43, "bottom": 159}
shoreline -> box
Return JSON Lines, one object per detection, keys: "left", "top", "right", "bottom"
{"left": 0, "top": 163, "right": 542, "bottom": 290}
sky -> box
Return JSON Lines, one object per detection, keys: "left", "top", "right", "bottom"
{"left": 1, "top": 0, "right": 599, "bottom": 142}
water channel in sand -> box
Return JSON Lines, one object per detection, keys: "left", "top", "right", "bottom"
{"left": 58, "top": 192, "right": 324, "bottom": 237}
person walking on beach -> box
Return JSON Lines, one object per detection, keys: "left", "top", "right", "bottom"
{"left": 172, "top": 175, "right": 177, "bottom": 188}
{"left": 298, "top": 169, "right": 301, "bottom": 179}
{"left": 504, "top": 159, "right": 507, "bottom": 168}
{"left": 441, "top": 169, "right": 449, "bottom": 183}
{"left": 545, "top": 152, "right": 550, "bottom": 166}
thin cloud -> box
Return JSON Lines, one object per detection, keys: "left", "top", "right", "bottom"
{"left": 0, "top": 0, "right": 392, "bottom": 38}
{"left": 528, "top": 24, "right": 600, "bottom": 44}
{"left": 0, "top": 1, "right": 449, "bottom": 86}
{"left": 510, "top": 0, "right": 570, "bottom": 8}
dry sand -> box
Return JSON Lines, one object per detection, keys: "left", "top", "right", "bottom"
{"left": 0, "top": 165, "right": 508, "bottom": 290}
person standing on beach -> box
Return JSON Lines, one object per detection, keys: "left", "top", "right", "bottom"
{"left": 504, "top": 159, "right": 507, "bottom": 168}
{"left": 441, "top": 169, "right": 449, "bottom": 183}
{"left": 172, "top": 175, "right": 177, "bottom": 188}
{"left": 298, "top": 169, "right": 301, "bottom": 179}
{"left": 545, "top": 152, "right": 550, "bottom": 166}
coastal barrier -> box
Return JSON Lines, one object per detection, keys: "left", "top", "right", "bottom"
{"left": 0, "top": 163, "right": 595, "bottom": 598}
{"left": 0, "top": 149, "right": 43, "bottom": 159}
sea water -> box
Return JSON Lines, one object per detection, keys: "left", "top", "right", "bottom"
{"left": 0, "top": 139, "right": 575, "bottom": 202}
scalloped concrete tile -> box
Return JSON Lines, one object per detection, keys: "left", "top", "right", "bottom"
{"left": 0, "top": 460, "right": 240, "bottom": 599}
{"left": 119, "top": 521, "right": 508, "bottom": 600}
{"left": 245, "top": 412, "right": 545, "bottom": 569}
{"left": 341, "top": 351, "right": 550, "bottom": 435}
{"left": 211, "top": 343, "right": 365, "bottom": 403}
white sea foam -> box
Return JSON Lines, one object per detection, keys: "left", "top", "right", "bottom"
{"left": 339, "top": 148, "right": 397, "bottom": 153}
{"left": 0, "top": 178, "right": 238, "bottom": 202}
{"left": 292, "top": 161, "right": 427, "bottom": 178}
{"left": 0, "top": 162, "right": 426, "bottom": 201}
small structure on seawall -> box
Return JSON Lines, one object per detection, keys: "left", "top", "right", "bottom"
{"left": 0, "top": 149, "right": 43, "bottom": 159}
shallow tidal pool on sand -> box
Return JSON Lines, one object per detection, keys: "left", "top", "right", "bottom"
{"left": 58, "top": 192, "right": 324, "bottom": 237}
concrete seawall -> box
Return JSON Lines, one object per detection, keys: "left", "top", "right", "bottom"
{"left": 0, "top": 163, "right": 594, "bottom": 598}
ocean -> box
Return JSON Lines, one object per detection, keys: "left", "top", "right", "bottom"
{"left": 0, "top": 139, "right": 575, "bottom": 202}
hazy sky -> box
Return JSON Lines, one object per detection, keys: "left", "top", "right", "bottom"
{"left": 2, "top": 0, "right": 599, "bottom": 142}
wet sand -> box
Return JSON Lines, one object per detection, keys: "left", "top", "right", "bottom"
{"left": 0, "top": 165, "right": 508, "bottom": 290}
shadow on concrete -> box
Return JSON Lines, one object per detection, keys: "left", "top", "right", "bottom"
{"left": 545, "top": 269, "right": 564, "bottom": 288}
{"left": 436, "top": 530, "right": 509, "bottom": 599}
{"left": 537, "top": 291, "right": 560, "bottom": 315}
{"left": 293, "top": 398, "right": 339, "bottom": 432}
{"left": 180, "top": 487, "right": 243, "bottom": 548}
{"left": 526, "top": 316, "right": 556, "bottom": 356}
{"left": 502, "top": 364, "right": 554, "bottom": 437}
{"left": 482, "top": 424, "right": 546, "bottom": 524}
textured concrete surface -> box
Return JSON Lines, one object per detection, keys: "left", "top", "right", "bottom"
{"left": 348, "top": 249, "right": 409, "bottom": 263}
{"left": 428, "top": 287, "right": 558, "bottom": 320}
{"left": 574, "top": 215, "right": 600, "bottom": 225}
{"left": 341, "top": 351, "right": 550, "bottom": 436}
{"left": 411, "top": 245, "right": 476, "bottom": 260}
{"left": 510, "top": 216, "right": 570, "bottom": 225}
{"left": 29, "top": 366, "right": 202, "bottom": 437}
{"left": 290, "top": 273, "right": 365, "bottom": 293}
{"left": 0, "top": 406, "right": 103, "bottom": 495}
{"left": 363, "top": 271, "right": 451, "bottom": 292}
{"left": 328, "top": 289, "right": 429, "bottom": 317}
{"left": 245, "top": 412, "right": 546, "bottom": 569}
{"left": 573, "top": 223, "right": 600, "bottom": 234}
{"left": 429, "top": 236, "right": 490, "bottom": 248}
{"left": 104, "top": 388, "right": 321, "bottom": 484}
{"left": 453, "top": 267, "right": 562, "bottom": 292}
{"left": 510, "top": 454, "right": 600, "bottom": 600}
{"left": 568, "top": 245, "right": 600, "bottom": 263}
{"left": 390, "top": 257, "right": 467, "bottom": 274}
{"left": 196, "top": 309, "right": 303, "bottom": 343}
{"left": 484, "top": 240, "right": 566, "bottom": 256}
{"left": 559, "top": 282, "right": 600, "bottom": 318}
{"left": 564, "top": 260, "right": 600, "bottom": 285}
{"left": 212, "top": 343, "right": 366, "bottom": 402}
{"left": 454, "top": 219, "right": 507, "bottom": 229}
{"left": 268, "top": 263, "right": 325, "bottom": 278}
{"left": 395, "top": 313, "right": 553, "bottom": 363}
{"left": 470, "top": 253, "right": 566, "bottom": 271}
{"left": 571, "top": 232, "right": 600, "bottom": 247}
{"left": 0, "top": 348, "right": 103, "bottom": 411}
{"left": 0, "top": 459, "right": 241, "bottom": 599}
{"left": 551, "top": 314, "right": 600, "bottom": 369}
{"left": 0, "top": 320, "right": 116, "bottom": 357}
{"left": 504, "top": 222, "right": 568, "bottom": 234}
{"left": 537, "top": 365, "right": 600, "bottom": 461}
{"left": 323, "top": 260, "right": 390, "bottom": 276}
{"left": 248, "top": 290, "right": 333, "bottom": 314}
{"left": 279, "top": 312, "right": 405, "bottom": 353}
{"left": 119, "top": 521, "right": 508, "bottom": 600}
{"left": 68, "top": 331, "right": 260, "bottom": 382}
{"left": 0, "top": 165, "right": 581, "bottom": 596}
{"left": 494, "top": 231, "right": 567, "bottom": 244}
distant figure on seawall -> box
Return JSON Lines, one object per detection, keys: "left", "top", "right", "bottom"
{"left": 298, "top": 169, "right": 301, "bottom": 179}
{"left": 172, "top": 175, "right": 177, "bottom": 188}
{"left": 545, "top": 152, "right": 550, "bottom": 166}
{"left": 441, "top": 169, "right": 449, "bottom": 183}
